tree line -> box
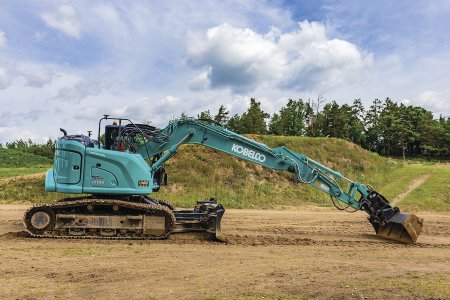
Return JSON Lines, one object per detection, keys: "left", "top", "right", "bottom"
{"left": 2, "top": 97, "right": 448, "bottom": 159}
{"left": 196, "top": 98, "right": 450, "bottom": 159}
{"left": 2, "top": 139, "right": 56, "bottom": 159}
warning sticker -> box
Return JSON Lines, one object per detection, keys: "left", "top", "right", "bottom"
{"left": 138, "top": 180, "right": 149, "bottom": 187}
{"left": 316, "top": 181, "right": 330, "bottom": 191}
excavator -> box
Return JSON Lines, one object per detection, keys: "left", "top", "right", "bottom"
{"left": 24, "top": 116, "right": 423, "bottom": 243}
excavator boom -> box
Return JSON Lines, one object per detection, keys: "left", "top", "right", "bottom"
{"left": 139, "top": 118, "right": 423, "bottom": 243}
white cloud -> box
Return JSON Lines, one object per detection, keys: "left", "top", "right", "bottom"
{"left": 54, "top": 79, "right": 107, "bottom": 103}
{"left": 0, "top": 31, "right": 6, "bottom": 47}
{"left": 33, "top": 31, "right": 46, "bottom": 41}
{"left": 416, "top": 90, "right": 450, "bottom": 115}
{"left": 0, "top": 61, "right": 57, "bottom": 90}
{"left": 112, "top": 95, "right": 184, "bottom": 122}
{"left": 0, "top": 66, "right": 15, "bottom": 89}
{"left": 187, "top": 23, "right": 285, "bottom": 93}
{"left": 41, "top": 5, "right": 81, "bottom": 39}
{"left": 74, "top": 106, "right": 102, "bottom": 121}
{"left": 92, "top": 3, "right": 120, "bottom": 22}
{"left": 188, "top": 70, "right": 211, "bottom": 91}
{"left": 186, "top": 21, "right": 372, "bottom": 93}
{"left": 23, "top": 69, "right": 56, "bottom": 87}
{"left": 0, "top": 126, "right": 43, "bottom": 144}
{"left": 401, "top": 99, "right": 410, "bottom": 105}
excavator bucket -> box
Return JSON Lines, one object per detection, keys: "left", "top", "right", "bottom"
{"left": 370, "top": 213, "right": 423, "bottom": 244}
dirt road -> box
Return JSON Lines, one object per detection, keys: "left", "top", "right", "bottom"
{"left": 1, "top": 205, "right": 449, "bottom": 299}
{"left": 390, "top": 174, "right": 431, "bottom": 206}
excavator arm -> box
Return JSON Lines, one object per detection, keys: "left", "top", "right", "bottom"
{"left": 139, "top": 118, "right": 423, "bottom": 244}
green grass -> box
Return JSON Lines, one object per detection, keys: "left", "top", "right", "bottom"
{"left": 401, "top": 164, "right": 450, "bottom": 211}
{"left": 0, "top": 175, "right": 80, "bottom": 204}
{"left": 376, "top": 163, "right": 434, "bottom": 200}
{"left": 360, "top": 273, "right": 450, "bottom": 299}
{"left": 0, "top": 167, "right": 50, "bottom": 178}
{"left": 0, "top": 147, "right": 51, "bottom": 179}
{"left": 0, "top": 148, "right": 52, "bottom": 168}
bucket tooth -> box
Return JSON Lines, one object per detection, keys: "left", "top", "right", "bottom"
{"left": 372, "top": 213, "right": 423, "bottom": 244}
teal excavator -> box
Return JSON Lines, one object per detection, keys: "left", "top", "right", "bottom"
{"left": 24, "top": 116, "right": 423, "bottom": 243}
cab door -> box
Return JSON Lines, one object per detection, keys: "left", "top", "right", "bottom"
{"left": 54, "top": 149, "right": 82, "bottom": 184}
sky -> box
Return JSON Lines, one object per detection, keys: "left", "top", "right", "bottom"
{"left": 0, "top": 0, "right": 449, "bottom": 143}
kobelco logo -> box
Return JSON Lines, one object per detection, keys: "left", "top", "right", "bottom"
{"left": 231, "top": 144, "right": 266, "bottom": 162}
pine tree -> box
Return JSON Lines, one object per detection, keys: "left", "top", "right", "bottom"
{"left": 227, "top": 114, "right": 243, "bottom": 133}
{"left": 197, "top": 110, "right": 212, "bottom": 121}
{"left": 269, "top": 99, "right": 313, "bottom": 136}
{"left": 365, "top": 98, "right": 383, "bottom": 153}
{"left": 349, "top": 99, "right": 366, "bottom": 145}
{"left": 268, "top": 113, "right": 282, "bottom": 135}
{"left": 240, "top": 98, "right": 269, "bottom": 134}
{"left": 214, "top": 105, "right": 230, "bottom": 125}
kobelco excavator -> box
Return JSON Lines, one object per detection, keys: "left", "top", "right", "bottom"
{"left": 24, "top": 116, "right": 423, "bottom": 243}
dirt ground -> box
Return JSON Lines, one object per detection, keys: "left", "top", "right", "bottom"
{"left": 0, "top": 205, "right": 449, "bottom": 300}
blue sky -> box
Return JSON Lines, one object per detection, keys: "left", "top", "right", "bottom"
{"left": 0, "top": 0, "right": 449, "bottom": 143}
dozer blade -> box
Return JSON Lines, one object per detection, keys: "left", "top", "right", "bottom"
{"left": 371, "top": 213, "right": 423, "bottom": 244}
{"left": 172, "top": 198, "right": 225, "bottom": 241}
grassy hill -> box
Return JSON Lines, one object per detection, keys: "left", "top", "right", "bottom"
{"left": 0, "top": 148, "right": 52, "bottom": 167}
{"left": 156, "top": 136, "right": 397, "bottom": 208}
{"left": 0, "top": 136, "right": 448, "bottom": 211}
{"left": 0, "top": 148, "right": 52, "bottom": 178}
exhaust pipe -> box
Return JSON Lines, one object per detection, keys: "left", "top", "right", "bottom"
{"left": 361, "top": 190, "right": 423, "bottom": 244}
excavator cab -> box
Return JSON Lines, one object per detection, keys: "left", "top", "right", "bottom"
{"left": 104, "top": 124, "right": 123, "bottom": 150}
{"left": 100, "top": 117, "right": 168, "bottom": 192}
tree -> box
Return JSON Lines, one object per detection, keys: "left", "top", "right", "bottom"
{"left": 5, "top": 138, "right": 55, "bottom": 159}
{"left": 439, "top": 116, "right": 450, "bottom": 157}
{"left": 240, "top": 98, "right": 269, "bottom": 134}
{"left": 268, "top": 113, "right": 283, "bottom": 135}
{"left": 417, "top": 112, "right": 446, "bottom": 158}
{"left": 307, "top": 96, "right": 326, "bottom": 137}
{"left": 314, "top": 101, "right": 351, "bottom": 138}
{"left": 214, "top": 105, "right": 230, "bottom": 125}
{"left": 378, "top": 98, "right": 400, "bottom": 156}
{"left": 348, "top": 99, "right": 366, "bottom": 145}
{"left": 269, "top": 99, "right": 313, "bottom": 136}
{"left": 197, "top": 110, "right": 212, "bottom": 121}
{"left": 365, "top": 98, "right": 383, "bottom": 153}
{"left": 227, "top": 114, "right": 244, "bottom": 133}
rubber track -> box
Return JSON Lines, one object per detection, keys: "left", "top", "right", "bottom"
{"left": 23, "top": 198, "right": 176, "bottom": 240}
{"left": 151, "top": 198, "right": 176, "bottom": 211}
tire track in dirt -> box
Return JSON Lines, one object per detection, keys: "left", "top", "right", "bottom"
{"left": 390, "top": 174, "right": 431, "bottom": 206}
{"left": 1, "top": 205, "right": 449, "bottom": 299}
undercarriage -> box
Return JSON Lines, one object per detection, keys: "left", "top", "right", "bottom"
{"left": 23, "top": 197, "right": 224, "bottom": 240}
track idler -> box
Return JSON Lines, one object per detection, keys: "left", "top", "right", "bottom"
{"left": 361, "top": 190, "right": 423, "bottom": 244}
